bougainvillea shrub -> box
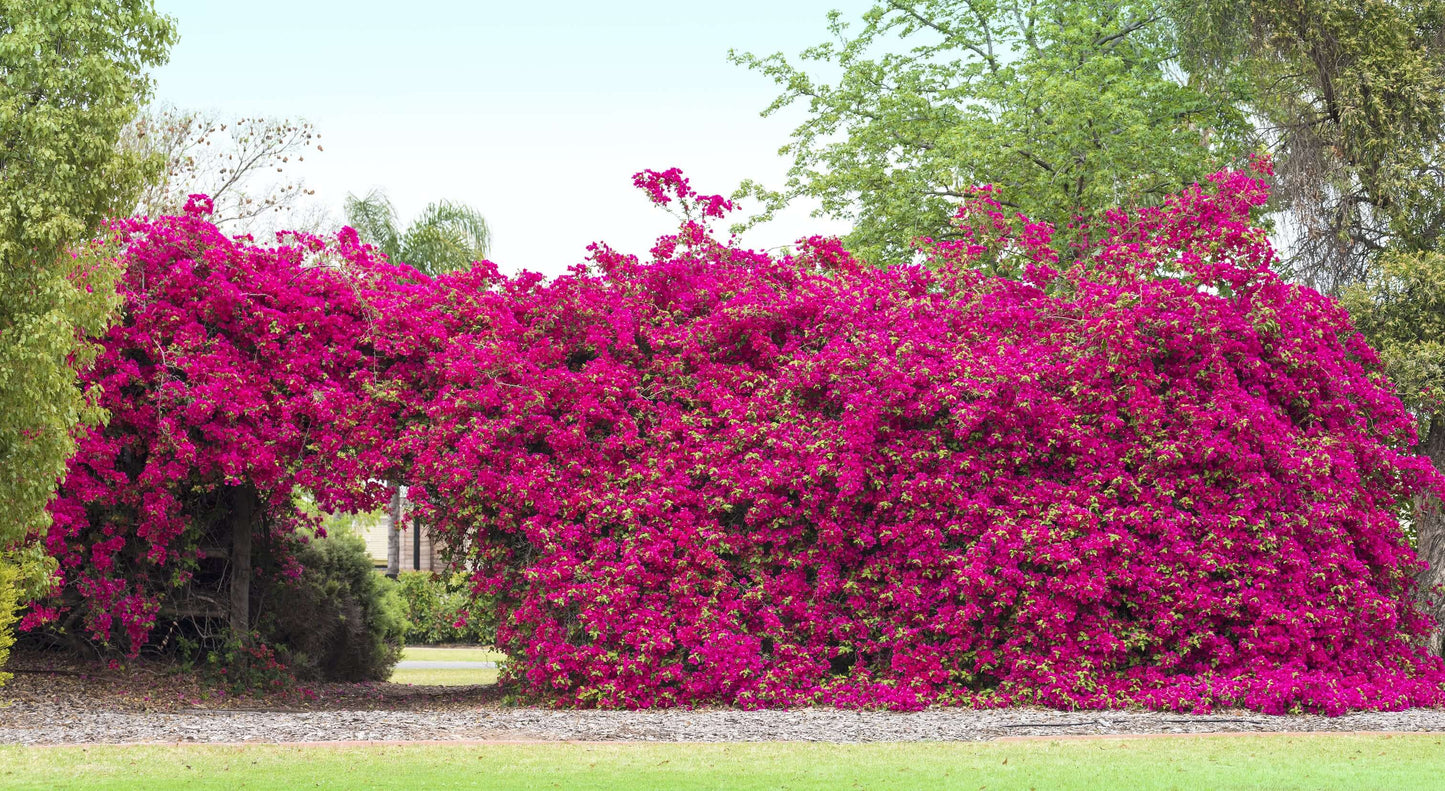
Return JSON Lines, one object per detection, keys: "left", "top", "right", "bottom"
{"left": 33, "top": 197, "right": 426, "bottom": 652}
{"left": 404, "top": 166, "right": 1445, "bottom": 713}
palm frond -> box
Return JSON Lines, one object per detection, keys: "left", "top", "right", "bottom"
{"left": 400, "top": 199, "right": 491, "bottom": 275}
{"left": 342, "top": 189, "right": 403, "bottom": 259}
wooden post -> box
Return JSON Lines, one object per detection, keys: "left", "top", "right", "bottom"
{"left": 230, "top": 486, "right": 255, "bottom": 639}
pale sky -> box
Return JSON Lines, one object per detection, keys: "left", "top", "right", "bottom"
{"left": 148, "top": 0, "right": 868, "bottom": 278}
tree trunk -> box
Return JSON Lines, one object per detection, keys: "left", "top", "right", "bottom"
{"left": 230, "top": 485, "right": 256, "bottom": 641}
{"left": 386, "top": 482, "right": 402, "bottom": 578}
{"left": 1415, "top": 413, "right": 1445, "bottom": 656}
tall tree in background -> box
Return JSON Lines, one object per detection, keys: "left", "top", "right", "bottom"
{"left": 1174, "top": 0, "right": 1445, "bottom": 293}
{"left": 343, "top": 189, "right": 491, "bottom": 575}
{"left": 0, "top": 0, "right": 174, "bottom": 672}
{"left": 730, "top": 0, "right": 1254, "bottom": 264}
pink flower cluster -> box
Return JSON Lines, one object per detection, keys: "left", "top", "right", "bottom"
{"left": 38, "top": 165, "right": 1445, "bottom": 714}
{"left": 401, "top": 166, "right": 1445, "bottom": 713}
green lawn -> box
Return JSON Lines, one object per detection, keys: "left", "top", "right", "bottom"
{"left": 388, "top": 667, "right": 499, "bottom": 686}
{"left": 399, "top": 646, "right": 506, "bottom": 663}
{"left": 4, "top": 734, "right": 1442, "bottom": 790}
{"left": 389, "top": 646, "right": 504, "bottom": 686}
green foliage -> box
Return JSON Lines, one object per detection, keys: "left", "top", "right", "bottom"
{"left": 255, "top": 529, "right": 406, "bottom": 682}
{"left": 342, "top": 189, "right": 490, "bottom": 276}
{"left": 0, "top": 1, "right": 174, "bottom": 573}
{"left": 731, "top": 0, "right": 1252, "bottom": 264}
{"left": 394, "top": 571, "right": 495, "bottom": 646}
{"left": 1175, "top": 1, "right": 1445, "bottom": 290}
{"left": 0, "top": 561, "right": 19, "bottom": 687}
{"left": 1342, "top": 251, "right": 1445, "bottom": 430}
{"left": 5, "top": 542, "right": 57, "bottom": 603}
{"left": 195, "top": 635, "right": 298, "bottom": 695}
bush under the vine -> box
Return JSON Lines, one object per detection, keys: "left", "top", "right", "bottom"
{"left": 395, "top": 571, "right": 496, "bottom": 646}
{"left": 256, "top": 529, "right": 406, "bottom": 682}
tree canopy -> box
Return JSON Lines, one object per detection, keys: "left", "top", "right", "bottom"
{"left": 1174, "top": 0, "right": 1445, "bottom": 292}
{"left": 730, "top": 0, "right": 1253, "bottom": 264}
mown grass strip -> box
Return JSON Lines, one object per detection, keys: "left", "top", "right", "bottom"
{"left": 399, "top": 647, "right": 506, "bottom": 663}
{"left": 388, "top": 667, "right": 499, "bottom": 686}
{"left": 3, "top": 733, "right": 1442, "bottom": 790}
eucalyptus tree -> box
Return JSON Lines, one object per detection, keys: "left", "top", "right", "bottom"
{"left": 1174, "top": 0, "right": 1445, "bottom": 293}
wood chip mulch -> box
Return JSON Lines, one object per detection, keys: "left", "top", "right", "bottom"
{"left": 5, "top": 648, "right": 1445, "bottom": 745}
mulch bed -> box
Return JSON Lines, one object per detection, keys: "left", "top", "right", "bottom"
{"left": 6, "top": 648, "right": 1445, "bottom": 746}
{"left": 0, "top": 647, "right": 504, "bottom": 713}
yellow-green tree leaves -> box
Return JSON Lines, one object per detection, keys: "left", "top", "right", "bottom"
{"left": 0, "top": 1, "right": 174, "bottom": 583}
{"left": 731, "top": 1, "right": 1253, "bottom": 265}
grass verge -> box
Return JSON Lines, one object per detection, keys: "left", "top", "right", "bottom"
{"left": 387, "top": 667, "right": 498, "bottom": 686}
{"left": 391, "top": 646, "right": 503, "bottom": 686}
{"left": 398, "top": 647, "right": 506, "bottom": 663}
{"left": 3, "top": 733, "right": 1441, "bottom": 790}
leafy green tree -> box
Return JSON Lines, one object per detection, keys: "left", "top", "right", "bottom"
{"left": 1174, "top": 0, "right": 1445, "bottom": 292}
{"left": 343, "top": 189, "right": 491, "bottom": 576}
{"left": 0, "top": 0, "right": 174, "bottom": 626}
{"left": 730, "top": 0, "right": 1253, "bottom": 264}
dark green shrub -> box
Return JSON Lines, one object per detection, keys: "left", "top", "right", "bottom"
{"left": 256, "top": 529, "right": 406, "bottom": 681}
{"left": 395, "top": 571, "right": 494, "bottom": 645}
